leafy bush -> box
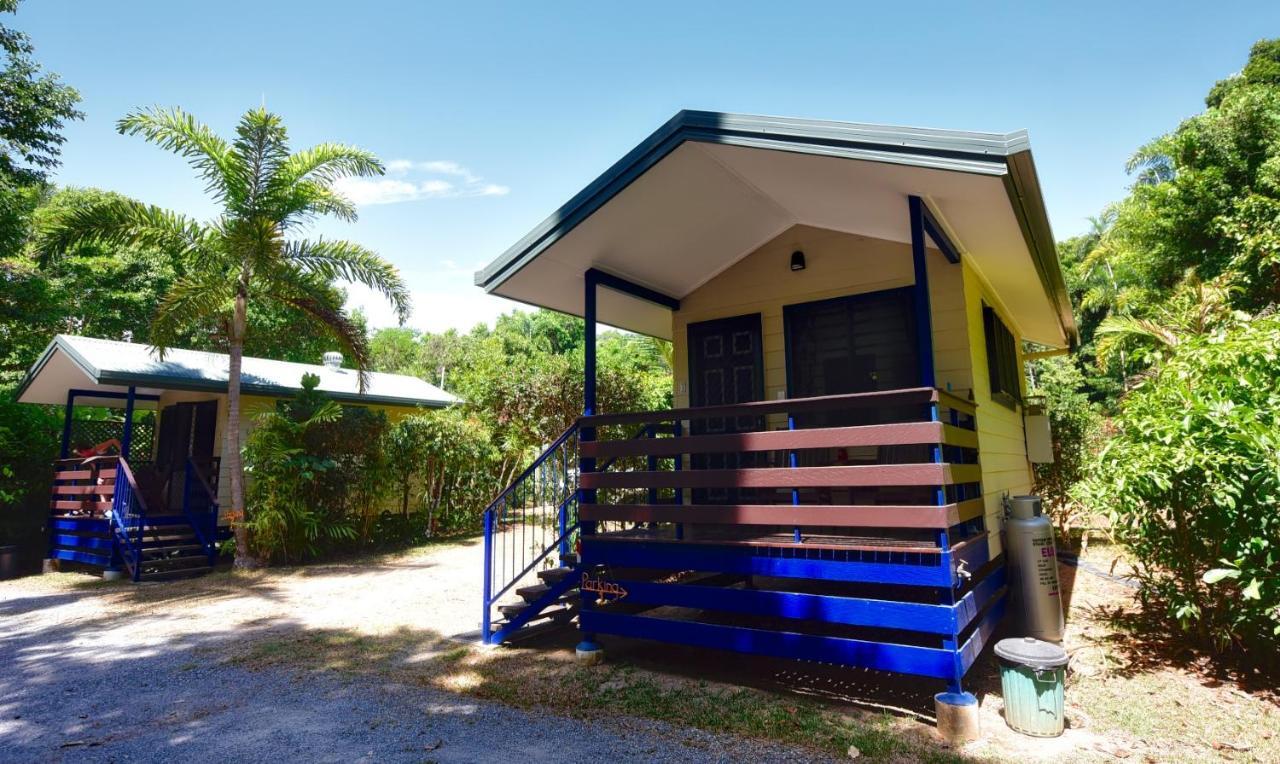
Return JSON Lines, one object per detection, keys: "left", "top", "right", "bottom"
{"left": 243, "top": 374, "right": 390, "bottom": 563}
{"left": 1029, "top": 357, "right": 1103, "bottom": 535}
{"left": 384, "top": 409, "right": 507, "bottom": 537}
{"left": 1076, "top": 316, "right": 1280, "bottom": 653}
{"left": 244, "top": 375, "right": 514, "bottom": 562}
{"left": 0, "top": 387, "right": 60, "bottom": 573}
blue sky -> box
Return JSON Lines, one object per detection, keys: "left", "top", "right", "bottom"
{"left": 18, "top": 1, "right": 1279, "bottom": 333}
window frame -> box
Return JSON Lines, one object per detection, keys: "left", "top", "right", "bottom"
{"left": 982, "top": 304, "right": 1022, "bottom": 410}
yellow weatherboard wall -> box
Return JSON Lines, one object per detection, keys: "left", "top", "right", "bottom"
{"left": 672, "top": 223, "right": 972, "bottom": 408}
{"left": 960, "top": 260, "right": 1033, "bottom": 557}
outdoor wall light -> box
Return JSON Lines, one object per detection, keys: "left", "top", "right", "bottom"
{"left": 790, "top": 250, "right": 806, "bottom": 271}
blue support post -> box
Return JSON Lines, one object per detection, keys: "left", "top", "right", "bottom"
{"left": 482, "top": 509, "right": 494, "bottom": 643}
{"left": 578, "top": 269, "right": 601, "bottom": 658}
{"left": 909, "top": 196, "right": 936, "bottom": 389}
{"left": 120, "top": 386, "right": 136, "bottom": 460}
{"left": 59, "top": 390, "right": 75, "bottom": 458}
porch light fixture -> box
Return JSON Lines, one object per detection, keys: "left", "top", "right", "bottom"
{"left": 790, "top": 250, "right": 806, "bottom": 271}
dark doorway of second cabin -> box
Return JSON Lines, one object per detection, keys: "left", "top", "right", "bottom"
{"left": 155, "top": 400, "right": 218, "bottom": 510}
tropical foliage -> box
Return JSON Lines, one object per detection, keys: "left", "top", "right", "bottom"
{"left": 243, "top": 375, "right": 508, "bottom": 561}
{"left": 371, "top": 310, "right": 673, "bottom": 456}
{"left": 1027, "top": 356, "right": 1101, "bottom": 536}
{"left": 1076, "top": 317, "right": 1280, "bottom": 654}
{"left": 1058, "top": 39, "right": 1280, "bottom": 655}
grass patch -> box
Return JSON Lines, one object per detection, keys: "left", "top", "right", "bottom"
{"left": 224, "top": 630, "right": 960, "bottom": 761}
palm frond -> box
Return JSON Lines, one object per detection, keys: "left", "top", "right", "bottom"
{"left": 276, "top": 181, "right": 359, "bottom": 225}
{"left": 1126, "top": 138, "right": 1176, "bottom": 185}
{"left": 284, "top": 238, "right": 410, "bottom": 323}
{"left": 35, "top": 195, "right": 216, "bottom": 265}
{"left": 230, "top": 107, "right": 291, "bottom": 216}
{"left": 274, "top": 143, "right": 383, "bottom": 187}
{"left": 260, "top": 264, "right": 375, "bottom": 391}
{"left": 149, "top": 274, "right": 235, "bottom": 352}
{"left": 1096, "top": 315, "right": 1181, "bottom": 348}
{"left": 118, "top": 107, "right": 239, "bottom": 203}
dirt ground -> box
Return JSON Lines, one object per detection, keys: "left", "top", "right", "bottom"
{"left": 2, "top": 535, "right": 1276, "bottom": 763}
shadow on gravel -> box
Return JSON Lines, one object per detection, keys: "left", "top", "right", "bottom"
{"left": 0, "top": 606, "right": 833, "bottom": 764}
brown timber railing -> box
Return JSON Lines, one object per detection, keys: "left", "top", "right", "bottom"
{"left": 577, "top": 387, "right": 982, "bottom": 540}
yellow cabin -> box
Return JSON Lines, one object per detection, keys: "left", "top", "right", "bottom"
{"left": 473, "top": 111, "right": 1076, "bottom": 694}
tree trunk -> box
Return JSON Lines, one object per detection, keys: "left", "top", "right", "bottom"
{"left": 227, "top": 284, "right": 258, "bottom": 569}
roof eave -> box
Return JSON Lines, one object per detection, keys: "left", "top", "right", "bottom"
{"left": 92, "top": 370, "right": 455, "bottom": 409}
{"left": 476, "top": 110, "right": 1077, "bottom": 348}
{"left": 12, "top": 335, "right": 100, "bottom": 403}
{"left": 1001, "top": 150, "right": 1079, "bottom": 347}
{"left": 475, "top": 110, "right": 1019, "bottom": 292}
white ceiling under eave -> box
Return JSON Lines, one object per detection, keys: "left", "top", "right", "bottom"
{"left": 489, "top": 140, "right": 1068, "bottom": 348}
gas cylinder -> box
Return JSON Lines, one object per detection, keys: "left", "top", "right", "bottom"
{"left": 1004, "top": 495, "right": 1064, "bottom": 642}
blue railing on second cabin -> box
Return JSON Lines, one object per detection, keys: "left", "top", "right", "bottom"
{"left": 108, "top": 456, "right": 149, "bottom": 582}
{"left": 482, "top": 422, "right": 582, "bottom": 642}
{"left": 182, "top": 457, "right": 221, "bottom": 566}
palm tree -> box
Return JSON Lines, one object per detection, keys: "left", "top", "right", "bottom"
{"left": 39, "top": 106, "right": 410, "bottom": 567}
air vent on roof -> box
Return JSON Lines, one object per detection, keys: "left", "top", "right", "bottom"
{"left": 322, "top": 351, "right": 343, "bottom": 371}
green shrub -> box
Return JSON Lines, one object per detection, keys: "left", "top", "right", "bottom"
{"left": 1077, "top": 316, "right": 1280, "bottom": 653}
{"left": 243, "top": 374, "right": 389, "bottom": 563}
{"left": 384, "top": 409, "right": 506, "bottom": 537}
{"left": 1029, "top": 357, "right": 1103, "bottom": 535}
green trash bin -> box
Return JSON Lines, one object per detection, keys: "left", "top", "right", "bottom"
{"left": 995, "top": 637, "right": 1068, "bottom": 737}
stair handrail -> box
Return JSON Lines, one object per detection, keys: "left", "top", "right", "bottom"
{"left": 182, "top": 457, "right": 220, "bottom": 559}
{"left": 109, "top": 456, "right": 149, "bottom": 580}
{"left": 482, "top": 421, "right": 582, "bottom": 641}
{"left": 482, "top": 423, "right": 580, "bottom": 521}
{"left": 480, "top": 420, "right": 658, "bottom": 643}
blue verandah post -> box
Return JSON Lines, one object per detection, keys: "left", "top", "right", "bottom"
{"left": 59, "top": 390, "right": 75, "bottom": 458}
{"left": 932, "top": 399, "right": 964, "bottom": 693}
{"left": 578, "top": 269, "right": 600, "bottom": 655}
{"left": 120, "top": 386, "right": 136, "bottom": 460}
{"left": 909, "top": 196, "right": 936, "bottom": 389}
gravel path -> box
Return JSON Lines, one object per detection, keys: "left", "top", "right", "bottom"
{"left": 0, "top": 540, "right": 830, "bottom": 763}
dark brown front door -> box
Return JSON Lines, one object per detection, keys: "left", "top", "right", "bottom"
{"left": 687, "top": 313, "right": 764, "bottom": 504}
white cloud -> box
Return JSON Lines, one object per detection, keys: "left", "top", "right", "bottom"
{"left": 346, "top": 282, "right": 520, "bottom": 334}
{"left": 335, "top": 159, "right": 509, "bottom": 205}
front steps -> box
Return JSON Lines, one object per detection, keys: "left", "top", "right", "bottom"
{"left": 47, "top": 514, "right": 220, "bottom": 581}
{"left": 488, "top": 553, "right": 582, "bottom": 643}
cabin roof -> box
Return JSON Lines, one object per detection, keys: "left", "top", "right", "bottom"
{"left": 15, "top": 335, "right": 459, "bottom": 409}
{"left": 476, "top": 110, "right": 1076, "bottom": 347}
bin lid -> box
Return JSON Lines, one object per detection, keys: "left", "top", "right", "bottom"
{"left": 994, "top": 637, "right": 1068, "bottom": 670}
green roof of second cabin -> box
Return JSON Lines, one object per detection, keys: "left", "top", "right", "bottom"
{"left": 15, "top": 335, "right": 459, "bottom": 409}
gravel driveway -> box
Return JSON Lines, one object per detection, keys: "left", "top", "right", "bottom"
{"left": 0, "top": 539, "right": 829, "bottom": 763}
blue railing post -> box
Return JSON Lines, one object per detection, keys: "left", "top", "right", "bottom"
{"left": 672, "top": 419, "right": 683, "bottom": 540}
{"left": 482, "top": 508, "right": 494, "bottom": 644}
{"left": 789, "top": 413, "right": 801, "bottom": 543}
